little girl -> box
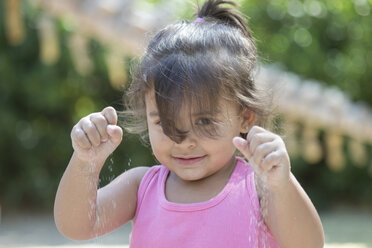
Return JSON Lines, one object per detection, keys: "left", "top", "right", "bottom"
{"left": 54, "top": 0, "right": 324, "bottom": 247}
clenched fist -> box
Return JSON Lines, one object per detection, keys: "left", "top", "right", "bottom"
{"left": 71, "top": 106, "right": 123, "bottom": 164}
{"left": 233, "top": 126, "right": 291, "bottom": 190}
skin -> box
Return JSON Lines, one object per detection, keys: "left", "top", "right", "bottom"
{"left": 54, "top": 91, "right": 324, "bottom": 247}
{"left": 145, "top": 92, "right": 254, "bottom": 203}
{"left": 54, "top": 107, "right": 148, "bottom": 240}
{"left": 233, "top": 128, "right": 325, "bottom": 247}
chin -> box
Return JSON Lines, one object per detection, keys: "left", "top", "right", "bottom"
{"left": 175, "top": 170, "right": 206, "bottom": 182}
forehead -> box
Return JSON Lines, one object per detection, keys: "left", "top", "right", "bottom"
{"left": 145, "top": 90, "right": 239, "bottom": 117}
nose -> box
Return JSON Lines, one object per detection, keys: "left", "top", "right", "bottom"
{"left": 174, "top": 132, "right": 197, "bottom": 149}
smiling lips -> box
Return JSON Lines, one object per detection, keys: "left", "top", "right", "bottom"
{"left": 173, "top": 155, "right": 206, "bottom": 165}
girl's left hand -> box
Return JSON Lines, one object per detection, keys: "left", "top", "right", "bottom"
{"left": 233, "top": 126, "right": 291, "bottom": 190}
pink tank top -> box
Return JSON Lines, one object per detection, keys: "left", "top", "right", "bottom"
{"left": 130, "top": 157, "right": 279, "bottom": 247}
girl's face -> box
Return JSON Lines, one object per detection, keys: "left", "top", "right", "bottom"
{"left": 145, "top": 91, "right": 254, "bottom": 182}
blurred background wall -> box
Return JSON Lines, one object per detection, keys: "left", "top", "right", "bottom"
{"left": 1, "top": 0, "right": 372, "bottom": 214}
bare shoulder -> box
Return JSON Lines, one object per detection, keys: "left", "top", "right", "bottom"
{"left": 97, "top": 166, "right": 150, "bottom": 219}
{"left": 99, "top": 166, "right": 150, "bottom": 195}
{"left": 92, "top": 166, "right": 150, "bottom": 236}
{"left": 125, "top": 166, "right": 150, "bottom": 187}
{"left": 110, "top": 166, "right": 150, "bottom": 188}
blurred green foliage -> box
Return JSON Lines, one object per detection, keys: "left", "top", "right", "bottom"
{"left": 240, "top": 0, "right": 372, "bottom": 106}
{"left": 0, "top": 3, "right": 155, "bottom": 211}
{"left": 238, "top": 0, "right": 372, "bottom": 209}
{"left": 0, "top": 0, "right": 371, "bottom": 211}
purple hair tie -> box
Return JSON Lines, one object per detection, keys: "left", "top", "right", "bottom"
{"left": 194, "top": 17, "right": 205, "bottom": 23}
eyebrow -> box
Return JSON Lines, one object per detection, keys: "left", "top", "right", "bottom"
{"left": 193, "top": 111, "right": 219, "bottom": 117}
{"left": 149, "top": 111, "right": 220, "bottom": 117}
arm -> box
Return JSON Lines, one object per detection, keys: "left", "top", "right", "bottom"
{"left": 233, "top": 126, "right": 324, "bottom": 248}
{"left": 256, "top": 172, "right": 324, "bottom": 248}
{"left": 54, "top": 107, "right": 148, "bottom": 240}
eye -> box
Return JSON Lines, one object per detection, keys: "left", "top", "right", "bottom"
{"left": 155, "top": 120, "right": 161, "bottom": 125}
{"left": 196, "top": 118, "right": 213, "bottom": 126}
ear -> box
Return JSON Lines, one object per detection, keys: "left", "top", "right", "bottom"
{"left": 239, "top": 108, "right": 256, "bottom": 134}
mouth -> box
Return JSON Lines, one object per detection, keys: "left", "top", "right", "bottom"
{"left": 172, "top": 155, "right": 207, "bottom": 166}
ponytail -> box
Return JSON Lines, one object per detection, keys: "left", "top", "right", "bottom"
{"left": 196, "top": 0, "right": 252, "bottom": 38}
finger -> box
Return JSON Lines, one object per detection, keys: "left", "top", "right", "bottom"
{"left": 71, "top": 125, "right": 91, "bottom": 149}
{"left": 233, "top": 136, "right": 252, "bottom": 160}
{"left": 90, "top": 114, "right": 109, "bottom": 142}
{"left": 102, "top": 106, "right": 117, "bottom": 125}
{"left": 248, "top": 132, "right": 276, "bottom": 156}
{"left": 251, "top": 141, "right": 277, "bottom": 170}
{"left": 246, "top": 125, "right": 266, "bottom": 143}
{"left": 261, "top": 150, "right": 283, "bottom": 172}
{"left": 81, "top": 118, "right": 101, "bottom": 147}
{"left": 107, "top": 125, "right": 123, "bottom": 146}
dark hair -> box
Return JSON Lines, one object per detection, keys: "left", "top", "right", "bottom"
{"left": 121, "top": 0, "right": 271, "bottom": 143}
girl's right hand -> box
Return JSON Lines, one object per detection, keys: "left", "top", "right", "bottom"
{"left": 71, "top": 106, "right": 123, "bottom": 164}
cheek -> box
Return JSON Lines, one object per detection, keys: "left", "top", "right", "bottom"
{"left": 149, "top": 127, "right": 171, "bottom": 157}
{"left": 148, "top": 127, "right": 160, "bottom": 149}
{"left": 213, "top": 126, "right": 240, "bottom": 153}
{"left": 218, "top": 120, "right": 241, "bottom": 139}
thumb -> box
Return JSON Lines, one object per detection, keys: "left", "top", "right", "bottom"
{"left": 233, "top": 136, "right": 252, "bottom": 160}
{"left": 107, "top": 125, "right": 123, "bottom": 146}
